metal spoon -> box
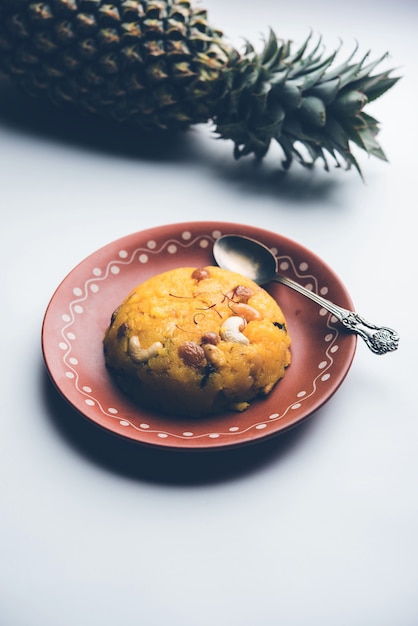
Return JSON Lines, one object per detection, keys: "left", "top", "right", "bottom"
{"left": 213, "top": 234, "right": 399, "bottom": 355}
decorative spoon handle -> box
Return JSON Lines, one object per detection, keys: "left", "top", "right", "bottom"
{"left": 274, "top": 274, "right": 399, "bottom": 355}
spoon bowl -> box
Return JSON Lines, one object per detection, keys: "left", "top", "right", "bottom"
{"left": 213, "top": 234, "right": 278, "bottom": 285}
{"left": 213, "top": 234, "right": 399, "bottom": 355}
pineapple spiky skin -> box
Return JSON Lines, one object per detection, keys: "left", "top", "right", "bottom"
{"left": 0, "top": 0, "right": 399, "bottom": 173}
{"left": 0, "top": 0, "right": 235, "bottom": 130}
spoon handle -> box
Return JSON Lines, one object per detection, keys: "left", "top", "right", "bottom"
{"left": 273, "top": 274, "right": 399, "bottom": 355}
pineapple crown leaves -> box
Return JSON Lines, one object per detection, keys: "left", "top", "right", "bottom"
{"left": 214, "top": 29, "right": 400, "bottom": 175}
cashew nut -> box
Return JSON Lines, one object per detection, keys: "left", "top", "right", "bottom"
{"left": 202, "top": 343, "right": 226, "bottom": 366}
{"left": 128, "top": 336, "right": 163, "bottom": 363}
{"left": 229, "top": 302, "right": 263, "bottom": 321}
{"left": 220, "top": 316, "right": 249, "bottom": 345}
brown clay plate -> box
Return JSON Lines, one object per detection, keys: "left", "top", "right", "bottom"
{"left": 42, "top": 221, "right": 357, "bottom": 449}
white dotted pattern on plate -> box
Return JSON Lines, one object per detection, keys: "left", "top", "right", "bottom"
{"left": 57, "top": 229, "right": 340, "bottom": 442}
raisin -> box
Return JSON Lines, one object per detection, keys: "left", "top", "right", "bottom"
{"left": 117, "top": 322, "right": 129, "bottom": 338}
{"left": 110, "top": 306, "right": 120, "bottom": 325}
{"left": 178, "top": 341, "right": 206, "bottom": 367}
{"left": 200, "top": 362, "right": 217, "bottom": 387}
{"left": 201, "top": 332, "right": 219, "bottom": 345}
{"left": 191, "top": 267, "right": 210, "bottom": 281}
{"left": 228, "top": 285, "right": 253, "bottom": 303}
{"left": 273, "top": 321, "right": 286, "bottom": 331}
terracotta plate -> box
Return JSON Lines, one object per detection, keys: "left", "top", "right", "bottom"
{"left": 42, "top": 222, "right": 357, "bottom": 449}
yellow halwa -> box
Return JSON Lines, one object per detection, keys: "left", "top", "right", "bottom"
{"left": 103, "top": 266, "right": 291, "bottom": 417}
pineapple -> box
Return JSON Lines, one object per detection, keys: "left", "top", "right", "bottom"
{"left": 0, "top": 0, "right": 399, "bottom": 174}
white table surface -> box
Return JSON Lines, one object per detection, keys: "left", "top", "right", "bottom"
{"left": 1, "top": 1, "right": 416, "bottom": 625}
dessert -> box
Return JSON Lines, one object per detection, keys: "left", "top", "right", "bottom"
{"left": 103, "top": 266, "right": 291, "bottom": 417}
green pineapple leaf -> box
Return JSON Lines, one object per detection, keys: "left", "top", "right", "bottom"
{"left": 215, "top": 32, "right": 400, "bottom": 174}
